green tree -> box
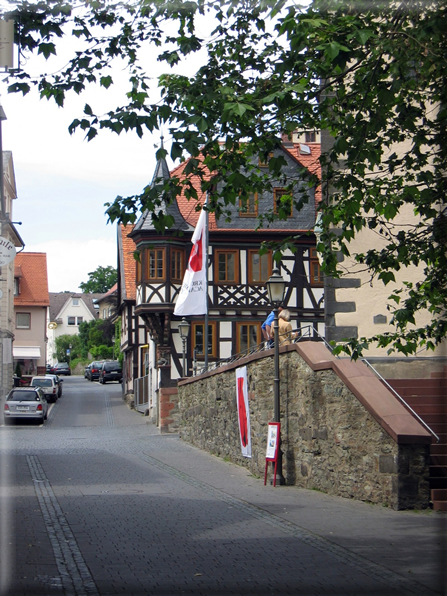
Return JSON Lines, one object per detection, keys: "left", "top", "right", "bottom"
{"left": 78, "top": 319, "right": 115, "bottom": 358}
{"left": 79, "top": 265, "right": 117, "bottom": 294}
{"left": 6, "top": 0, "right": 446, "bottom": 356}
{"left": 54, "top": 334, "right": 81, "bottom": 363}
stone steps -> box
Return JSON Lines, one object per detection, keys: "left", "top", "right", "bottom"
{"left": 387, "top": 376, "right": 446, "bottom": 512}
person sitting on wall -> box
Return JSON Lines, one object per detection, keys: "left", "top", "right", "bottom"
{"left": 262, "top": 306, "right": 283, "bottom": 348}
{"left": 271, "top": 309, "right": 297, "bottom": 346}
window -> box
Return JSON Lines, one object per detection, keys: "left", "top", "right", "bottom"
{"left": 248, "top": 250, "right": 272, "bottom": 284}
{"left": 14, "top": 277, "right": 20, "bottom": 296}
{"left": 171, "top": 248, "right": 184, "bottom": 282}
{"left": 68, "top": 316, "right": 76, "bottom": 326}
{"left": 16, "top": 313, "right": 30, "bottom": 329}
{"left": 274, "top": 188, "right": 293, "bottom": 218}
{"left": 259, "top": 153, "right": 273, "bottom": 168}
{"left": 72, "top": 299, "right": 79, "bottom": 306}
{"left": 236, "top": 322, "right": 261, "bottom": 354}
{"left": 215, "top": 250, "right": 239, "bottom": 284}
{"left": 77, "top": 317, "right": 83, "bottom": 325}
{"left": 310, "top": 248, "right": 324, "bottom": 287}
{"left": 305, "top": 131, "right": 316, "bottom": 143}
{"left": 144, "top": 248, "right": 166, "bottom": 281}
{"left": 136, "top": 257, "right": 142, "bottom": 283}
{"left": 239, "top": 193, "right": 258, "bottom": 217}
{"left": 192, "top": 322, "right": 217, "bottom": 358}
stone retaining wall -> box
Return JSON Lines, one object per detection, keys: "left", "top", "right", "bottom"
{"left": 178, "top": 345, "right": 431, "bottom": 510}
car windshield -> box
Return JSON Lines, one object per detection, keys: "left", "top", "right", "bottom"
{"left": 32, "top": 379, "right": 52, "bottom": 387}
{"left": 105, "top": 363, "right": 121, "bottom": 371}
{"left": 8, "top": 391, "right": 39, "bottom": 401}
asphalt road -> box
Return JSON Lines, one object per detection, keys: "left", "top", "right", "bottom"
{"left": 0, "top": 376, "right": 445, "bottom": 596}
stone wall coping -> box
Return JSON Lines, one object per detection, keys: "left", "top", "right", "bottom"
{"left": 178, "top": 340, "right": 432, "bottom": 445}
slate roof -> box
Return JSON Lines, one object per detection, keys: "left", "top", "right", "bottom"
{"left": 49, "top": 292, "right": 104, "bottom": 321}
{"left": 132, "top": 148, "right": 193, "bottom": 235}
{"left": 14, "top": 252, "right": 50, "bottom": 307}
{"left": 171, "top": 142, "right": 322, "bottom": 232}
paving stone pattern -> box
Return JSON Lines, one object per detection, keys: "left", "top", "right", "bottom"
{"left": 0, "top": 378, "right": 444, "bottom": 596}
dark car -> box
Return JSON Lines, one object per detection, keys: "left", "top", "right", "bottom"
{"left": 98, "top": 361, "right": 122, "bottom": 384}
{"left": 86, "top": 361, "right": 104, "bottom": 382}
{"left": 52, "top": 362, "right": 71, "bottom": 376}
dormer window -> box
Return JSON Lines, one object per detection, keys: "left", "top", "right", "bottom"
{"left": 14, "top": 277, "right": 20, "bottom": 296}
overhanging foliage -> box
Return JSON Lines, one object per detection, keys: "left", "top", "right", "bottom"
{"left": 4, "top": 0, "right": 446, "bottom": 355}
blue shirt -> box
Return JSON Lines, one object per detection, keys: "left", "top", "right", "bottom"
{"left": 261, "top": 311, "right": 275, "bottom": 330}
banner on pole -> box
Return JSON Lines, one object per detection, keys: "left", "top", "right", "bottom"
{"left": 236, "top": 366, "right": 251, "bottom": 458}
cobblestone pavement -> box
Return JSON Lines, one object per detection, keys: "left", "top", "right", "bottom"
{"left": 0, "top": 377, "right": 445, "bottom": 596}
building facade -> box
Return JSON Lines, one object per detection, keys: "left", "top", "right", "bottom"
{"left": 13, "top": 252, "right": 50, "bottom": 378}
{"left": 1, "top": 150, "right": 25, "bottom": 397}
{"left": 117, "top": 140, "right": 324, "bottom": 423}
{"left": 47, "top": 292, "right": 102, "bottom": 364}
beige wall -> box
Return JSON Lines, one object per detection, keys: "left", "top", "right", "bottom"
{"left": 14, "top": 305, "right": 47, "bottom": 373}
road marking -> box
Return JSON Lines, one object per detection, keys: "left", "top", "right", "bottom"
{"left": 27, "top": 455, "right": 99, "bottom": 596}
{"left": 104, "top": 392, "right": 114, "bottom": 427}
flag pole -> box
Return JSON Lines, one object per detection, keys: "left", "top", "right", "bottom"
{"left": 204, "top": 192, "right": 209, "bottom": 371}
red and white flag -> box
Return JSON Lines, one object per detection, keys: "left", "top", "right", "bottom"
{"left": 236, "top": 366, "right": 251, "bottom": 458}
{"left": 174, "top": 204, "right": 208, "bottom": 316}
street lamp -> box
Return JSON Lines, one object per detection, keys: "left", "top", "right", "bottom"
{"left": 178, "top": 318, "right": 190, "bottom": 377}
{"left": 266, "top": 266, "right": 286, "bottom": 485}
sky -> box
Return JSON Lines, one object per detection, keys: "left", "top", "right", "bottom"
{"left": 1, "top": 11, "right": 206, "bottom": 293}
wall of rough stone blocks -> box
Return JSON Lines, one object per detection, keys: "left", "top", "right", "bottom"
{"left": 178, "top": 349, "right": 430, "bottom": 510}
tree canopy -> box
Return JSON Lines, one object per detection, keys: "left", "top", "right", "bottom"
{"left": 5, "top": 0, "right": 446, "bottom": 356}
{"left": 79, "top": 265, "right": 117, "bottom": 294}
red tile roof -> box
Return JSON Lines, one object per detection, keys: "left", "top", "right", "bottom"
{"left": 120, "top": 225, "right": 136, "bottom": 301}
{"left": 14, "top": 252, "right": 50, "bottom": 306}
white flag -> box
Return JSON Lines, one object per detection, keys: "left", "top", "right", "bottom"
{"left": 174, "top": 205, "right": 208, "bottom": 316}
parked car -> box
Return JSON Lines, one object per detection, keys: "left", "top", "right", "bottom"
{"left": 46, "top": 364, "right": 53, "bottom": 374}
{"left": 30, "top": 376, "right": 59, "bottom": 403}
{"left": 46, "top": 374, "right": 63, "bottom": 398}
{"left": 98, "top": 360, "right": 122, "bottom": 384}
{"left": 4, "top": 387, "right": 48, "bottom": 424}
{"left": 84, "top": 365, "right": 90, "bottom": 379}
{"left": 52, "top": 362, "right": 71, "bottom": 376}
{"left": 86, "top": 361, "right": 104, "bottom": 382}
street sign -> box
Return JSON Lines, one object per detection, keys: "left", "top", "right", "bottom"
{"left": 0, "top": 236, "right": 15, "bottom": 265}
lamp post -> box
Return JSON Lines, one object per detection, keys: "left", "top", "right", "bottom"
{"left": 266, "top": 266, "right": 286, "bottom": 485}
{"left": 178, "top": 318, "right": 190, "bottom": 377}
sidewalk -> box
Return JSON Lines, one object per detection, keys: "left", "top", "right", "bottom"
{"left": 142, "top": 432, "right": 446, "bottom": 595}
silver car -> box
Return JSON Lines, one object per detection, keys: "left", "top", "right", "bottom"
{"left": 4, "top": 387, "right": 49, "bottom": 424}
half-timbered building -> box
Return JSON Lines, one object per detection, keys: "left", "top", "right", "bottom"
{"left": 117, "top": 135, "right": 324, "bottom": 424}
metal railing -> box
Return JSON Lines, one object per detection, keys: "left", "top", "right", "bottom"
{"left": 360, "top": 358, "right": 440, "bottom": 443}
{"left": 134, "top": 374, "right": 149, "bottom": 413}
{"left": 192, "top": 324, "right": 328, "bottom": 376}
